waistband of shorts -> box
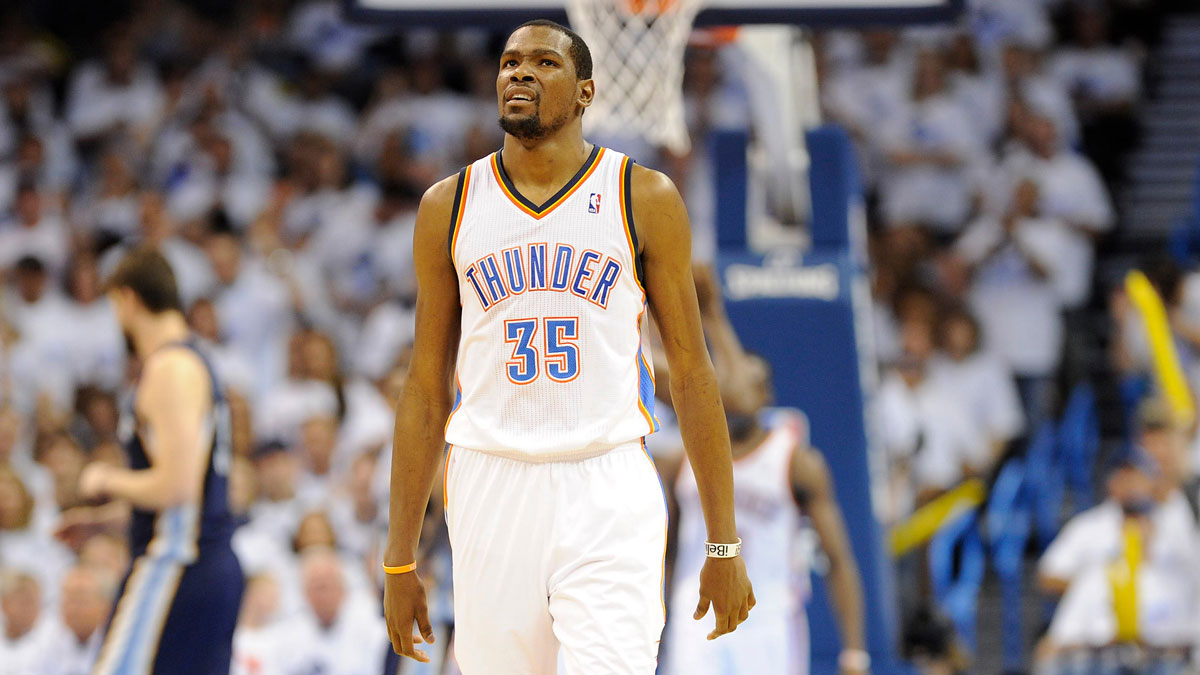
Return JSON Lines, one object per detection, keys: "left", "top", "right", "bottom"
{"left": 452, "top": 438, "right": 645, "bottom": 464}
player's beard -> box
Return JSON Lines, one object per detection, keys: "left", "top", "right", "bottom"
{"left": 499, "top": 104, "right": 570, "bottom": 141}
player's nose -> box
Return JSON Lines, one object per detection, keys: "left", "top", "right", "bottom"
{"left": 510, "top": 62, "right": 535, "bottom": 82}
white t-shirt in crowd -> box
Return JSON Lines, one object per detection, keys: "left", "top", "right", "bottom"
{"left": 60, "top": 298, "right": 125, "bottom": 392}
{"left": 876, "top": 370, "right": 989, "bottom": 502}
{"left": 0, "top": 215, "right": 69, "bottom": 275}
{"left": 353, "top": 302, "right": 415, "bottom": 381}
{"left": 255, "top": 379, "right": 339, "bottom": 444}
{"left": 1039, "top": 493, "right": 1199, "bottom": 585}
{"left": 274, "top": 600, "right": 389, "bottom": 675}
{"left": 369, "top": 210, "right": 418, "bottom": 303}
{"left": 211, "top": 260, "right": 294, "bottom": 397}
{"left": 64, "top": 62, "right": 164, "bottom": 139}
{"left": 1049, "top": 557, "right": 1197, "bottom": 649}
{"left": 877, "top": 93, "right": 986, "bottom": 232}
{"left": 354, "top": 90, "right": 477, "bottom": 176}
{"left": 929, "top": 352, "right": 1025, "bottom": 444}
{"left": 1050, "top": 47, "right": 1140, "bottom": 106}
{"left": 0, "top": 617, "right": 58, "bottom": 675}
{"left": 956, "top": 214, "right": 1069, "bottom": 376}
{"left": 36, "top": 621, "right": 101, "bottom": 675}
{"left": 232, "top": 622, "right": 290, "bottom": 675}
{"left": 337, "top": 379, "right": 393, "bottom": 459}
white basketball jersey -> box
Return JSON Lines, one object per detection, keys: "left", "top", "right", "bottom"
{"left": 672, "top": 410, "right": 808, "bottom": 616}
{"left": 444, "top": 146, "right": 659, "bottom": 461}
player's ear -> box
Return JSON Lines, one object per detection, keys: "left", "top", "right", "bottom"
{"left": 577, "top": 78, "right": 594, "bottom": 111}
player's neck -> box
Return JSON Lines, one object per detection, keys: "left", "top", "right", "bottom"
{"left": 729, "top": 423, "right": 769, "bottom": 459}
{"left": 501, "top": 131, "right": 593, "bottom": 189}
{"left": 131, "top": 312, "right": 190, "bottom": 359}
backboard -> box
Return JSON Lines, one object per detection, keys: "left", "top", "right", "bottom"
{"left": 345, "top": 0, "right": 964, "bottom": 28}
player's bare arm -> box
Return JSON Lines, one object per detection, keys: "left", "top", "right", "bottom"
{"left": 382, "top": 174, "right": 462, "bottom": 663}
{"left": 77, "top": 350, "right": 212, "bottom": 510}
{"left": 793, "top": 446, "right": 869, "bottom": 674}
{"left": 634, "top": 163, "right": 755, "bottom": 639}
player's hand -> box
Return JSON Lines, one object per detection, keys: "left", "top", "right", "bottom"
{"left": 383, "top": 569, "right": 435, "bottom": 662}
{"left": 694, "top": 555, "right": 754, "bottom": 640}
{"left": 78, "top": 462, "right": 112, "bottom": 500}
{"left": 54, "top": 506, "right": 113, "bottom": 550}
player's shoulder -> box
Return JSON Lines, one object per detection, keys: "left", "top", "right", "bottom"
{"left": 790, "top": 443, "right": 832, "bottom": 494}
{"left": 144, "top": 345, "right": 207, "bottom": 379}
{"left": 419, "top": 173, "right": 465, "bottom": 212}
{"left": 628, "top": 163, "right": 681, "bottom": 204}
{"left": 627, "top": 164, "right": 686, "bottom": 249}
{"left": 139, "top": 346, "right": 210, "bottom": 399}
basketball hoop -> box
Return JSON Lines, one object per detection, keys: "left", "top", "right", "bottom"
{"left": 566, "top": 0, "right": 704, "bottom": 154}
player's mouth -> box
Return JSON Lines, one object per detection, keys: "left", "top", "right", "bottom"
{"left": 504, "top": 87, "right": 537, "bottom": 104}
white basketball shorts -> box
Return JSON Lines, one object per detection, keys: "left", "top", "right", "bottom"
{"left": 444, "top": 440, "right": 668, "bottom": 675}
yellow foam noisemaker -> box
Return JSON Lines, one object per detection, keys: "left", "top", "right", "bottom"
{"left": 1125, "top": 270, "right": 1196, "bottom": 427}
{"left": 1108, "top": 520, "right": 1142, "bottom": 643}
{"left": 888, "top": 479, "right": 986, "bottom": 557}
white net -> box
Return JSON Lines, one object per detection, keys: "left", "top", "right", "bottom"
{"left": 565, "top": 0, "right": 704, "bottom": 154}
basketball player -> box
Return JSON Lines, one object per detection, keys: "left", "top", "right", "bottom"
{"left": 382, "top": 19, "right": 754, "bottom": 674}
{"left": 62, "top": 246, "right": 243, "bottom": 674}
{"left": 661, "top": 349, "right": 869, "bottom": 675}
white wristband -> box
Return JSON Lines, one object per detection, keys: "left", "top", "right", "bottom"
{"left": 704, "top": 538, "right": 741, "bottom": 558}
{"left": 838, "top": 649, "right": 870, "bottom": 671}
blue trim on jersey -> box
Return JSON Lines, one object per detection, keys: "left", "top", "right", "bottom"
{"left": 450, "top": 386, "right": 462, "bottom": 416}
{"left": 114, "top": 509, "right": 187, "bottom": 673}
{"left": 116, "top": 558, "right": 172, "bottom": 672}
{"left": 637, "top": 346, "right": 661, "bottom": 432}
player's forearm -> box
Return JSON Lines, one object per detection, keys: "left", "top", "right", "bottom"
{"left": 827, "top": 555, "right": 867, "bottom": 651}
{"left": 102, "top": 468, "right": 192, "bottom": 511}
{"left": 383, "top": 387, "right": 451, "bottom": 565}
{"left": 671, "top": 367, "right": 738, "bottom": 542}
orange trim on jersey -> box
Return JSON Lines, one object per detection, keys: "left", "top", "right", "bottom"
{"left": 618, "top": 156, "right": 646, "bottom": 296}
{"left": 489, "top": 148, "right": 605, "bottom": 220}
{"left": 444, "top": 373, "right": 463, "bottom": 434}
{"left": 443, "top": 444, "right": 453, "bottom": 512}
{"left": 449, "top": 165, "right": 473, "bottom": 262}
{"left": 637, "top": 398, "right": 656, "bottom": 430}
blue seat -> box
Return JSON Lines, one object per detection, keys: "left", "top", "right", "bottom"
{"left": 986, "top": 458, "right": 1032, "bottom": 672}
{"left": 1058, "top": 384, "right": 1099, "bottom": 514}
{"left": 1025, "top": 421, "right": 1063, "bottom": 552}
{"left": 929, "top": 508, "right": 985, "bottom": 654}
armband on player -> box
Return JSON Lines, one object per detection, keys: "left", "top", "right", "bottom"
{"left": 704, "top": 539, "right": 741, "bottom": 559}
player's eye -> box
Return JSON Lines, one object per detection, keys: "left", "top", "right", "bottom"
{"left": 503, "top": 59, "right": 518, "bottom": 68}
{"left": 541, "top": 59, "right": 557, "bottom": 67}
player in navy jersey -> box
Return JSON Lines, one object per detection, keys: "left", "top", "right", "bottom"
{"left": 60, "top": 246, "right": 243, "bottom": 674}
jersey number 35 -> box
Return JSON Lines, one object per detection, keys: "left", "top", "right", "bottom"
{"left": 504, "top": 317, "right": 580, "bottom": 385}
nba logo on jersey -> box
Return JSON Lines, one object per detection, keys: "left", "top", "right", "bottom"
{"left": 588, "top": 192, "right": 602, "bottom": 213}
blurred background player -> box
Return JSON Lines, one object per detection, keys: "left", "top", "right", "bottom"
{"left": 658, "top": 298, "right": 868, "bottom": 675}
{"left": 57, "top": 246, "right": 243, "bottom": 674}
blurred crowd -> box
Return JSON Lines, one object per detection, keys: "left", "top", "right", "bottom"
{"left": 823, "top": 1, "right": 1139, "bottom": 518}
{"left": 820, "top": 0, "right": 1200, "bottom": 671}
{"left": 0, "top": 0, "right": 1191, "bottom": 672}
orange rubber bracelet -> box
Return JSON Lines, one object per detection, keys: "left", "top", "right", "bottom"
{"left": 382, "top": 562, "right": 417, "bottom": 575}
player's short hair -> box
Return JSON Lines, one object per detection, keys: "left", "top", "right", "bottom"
{"left": 511, "top": 19, "right": 593, "bottom": 80}
{"left": 106, "top": 245, "right": 183, "bottom": 314}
